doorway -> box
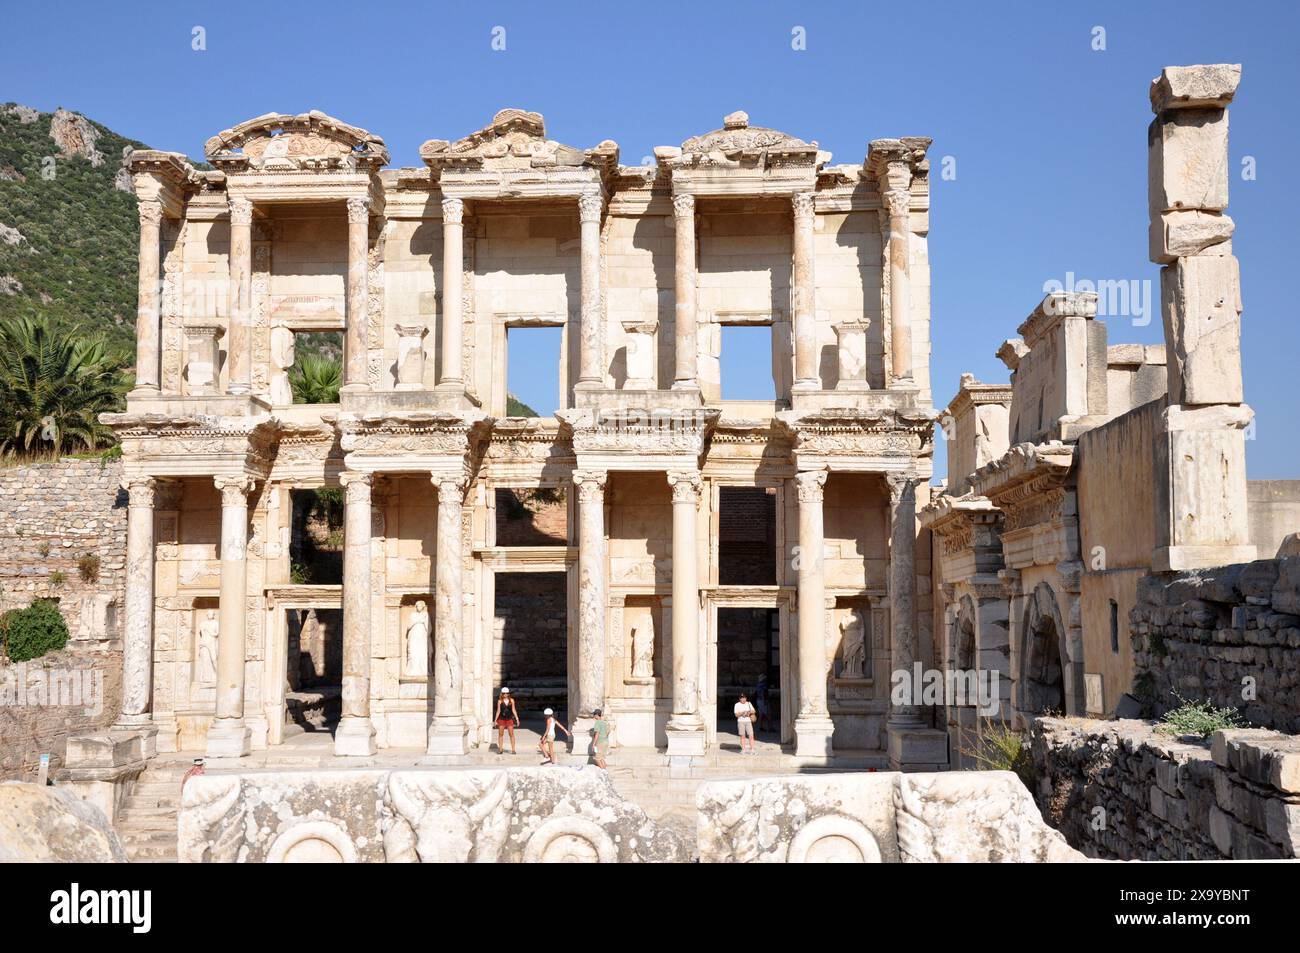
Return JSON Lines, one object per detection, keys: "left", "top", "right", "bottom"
{"left": 493, "top": 571, "right": 569, "bottom": 732}
{"left": 715, "top": 606, "right": 781, "bottom": 748}
{"left": 283, "top": 607, "right": 342, "bottom": 736}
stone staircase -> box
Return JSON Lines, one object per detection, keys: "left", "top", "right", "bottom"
{"left": 116, "top": 759, "right": 190, "bottom": 863}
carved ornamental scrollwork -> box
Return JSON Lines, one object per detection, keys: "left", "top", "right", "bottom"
{"left": 138, "top": 201, "right": 163, "bottom": 228}
{"left": 671, "top": 193, "right": 695, "bottom": 220}
{"left": 435, "top": 476, "right": 468, "bottom": 506}
{"left": 882, "top": 187, "right": 911, "bottom": 221}
{"left": 441, "top": 197, "right": 464, "bottom": 225}
{"left": 667, "top": 470, "right": 702, "bottom": 505}
{"left": 346, "top": 196, "right": 371, "bottom": 225}
{"left": 577, "top": 190, "right": 603, "bottom": 224}
{"left": 214, "top": 474, "right": 256, "bottom": 506}
{"left": 571, "top": 469, "right": 607, "bottom": 504}
{"left": 886, "top": 473, "right": 919, "bottom": 506}
{"left": 794, "top": 468, "right": 827, "bottom": 503}
{"left": 791, "top": 191, "right": 815, "bottom": 225}
{"left": 123, "top": 476, "right": 157, "bottom": 509}
{"left": 340, "top": 471, "right": 374, "bottom": 505}
{"left": 228, "top": 197, "right": 254, "bottom": 227}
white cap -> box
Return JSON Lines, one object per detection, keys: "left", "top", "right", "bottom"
{"left": 500, "top": 687, "right": 509, "bottom": 694}
{"left": 544, "top": 707, "right": 554, "bottom": 715}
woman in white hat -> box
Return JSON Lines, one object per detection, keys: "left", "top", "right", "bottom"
{"left": 494, "top": 687, "right": 519, "bottom": 755}
{"left": 538, "top": 707, "right": 570, "bottom": 765}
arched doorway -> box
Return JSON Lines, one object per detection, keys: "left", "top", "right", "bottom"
{"left": 1019, "top": 583, "right": 1066, "bottom": 715}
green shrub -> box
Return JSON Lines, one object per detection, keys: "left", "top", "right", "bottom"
{"left": 49, "top": 570, "right": 67, "bottom": 586}
{"left": 1, "top": 599, "right": 69, "bottom": 662}
{"left": 1156, "top": 693, "right": 1244, "bottom": 738}
{"left": 959, "top": 722, "right": 1036, "bottom": 789}
{"left": 77, "top": 553, "right": 100, "bottom": 583}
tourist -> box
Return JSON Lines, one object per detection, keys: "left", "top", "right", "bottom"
{"left": 734, "top": 693, "right": 757, "bottom": 754}
{"left": 180, "top": 758, "right": 204, "bottom": 792}
{"left": 538, "top": 707, "right": 570, "bottom": 765}
{"left": 591, "top": 708, "right": 611, "bottom": 769}
{"left": 494, "top": 687, "right": 519, "bottom": 755}
{"left": 755, "top": 673, "right": 772, "bottom": 732}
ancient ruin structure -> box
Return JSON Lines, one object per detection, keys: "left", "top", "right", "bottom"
{"left": 93, "top": 106, "right": 945, "bottom": 771}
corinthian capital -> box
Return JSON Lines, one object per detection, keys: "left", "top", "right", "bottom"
{"left": 346, "top": 196, "right": 371, "bottom": 225}
{"left": 794, "top": 468, "right": 827, "bottom": 503}
{"left": 138, "top": 201, "right": 163, "bottom": 229}
{"left": 882, "top": 187, "right": 911, "bottom": 221}
{"left": 214, "top": 474, "right": 256, "bottom": 506}
{"left": 886, "top": 472, "right": 918, "bottom": 505}
{"left": 578, "top": 190, "right": 603, "bottom": 224}
{"left": 667, "top": 470, "right": 702, "bottom": 504}
{"left": 441, "top": 197, "right": 464, "bottom": 225}
{"left": 227, "top": 197, "right": 253, "bottom": 227}
{"left": 434, "top": 475, "right": 467, "bottom": 506}
{"left": 791, "top": 191, "right": 816, "bottom": 225}
{"left": 671, "top": 193, "right": 695, "bottom": 220}
{"left": 572, "top": 470, "right": 607, "bottom": 504}
{"left": 340, "top": 471, "right": 374, "bottom": 505}
{"left": 123, "top": 476, "right": 157, "bottom": 508}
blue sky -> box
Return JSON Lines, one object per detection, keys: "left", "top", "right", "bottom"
{"left": 3, "top": 1, "right": 1297, "bottom": 475}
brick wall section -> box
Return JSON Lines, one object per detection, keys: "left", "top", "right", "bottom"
{"left": 0, "top": 457, "right": 127, "bottom": 632}
{"left": 1130, "top": 558, "right": 1300, "bottom": 732}
{"left": 1031, "top": 717, "right": 1300, "bottom": 860}
{"left": 0, "top": 458, "right": 127, "bottom": 781}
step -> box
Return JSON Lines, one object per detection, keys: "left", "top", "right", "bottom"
{"left": 119, "top": 809, "right": 178, "bottom": 825}
{"left": 123, "top": 796, "right": 180, "bottom": 811}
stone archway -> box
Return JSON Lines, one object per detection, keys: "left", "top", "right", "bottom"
{"left": 1019, "top": 583, "right": 1066, "bottom": 715}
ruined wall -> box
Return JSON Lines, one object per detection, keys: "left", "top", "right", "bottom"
{"left": 1247, "top": 480, "right": 1300, "bottom": 559}
{"left": 1032, "top": 717, "right": 1300, "bottom": 860}
{"left": 1130, "top": 558, "right": 1300, "bottom": 732}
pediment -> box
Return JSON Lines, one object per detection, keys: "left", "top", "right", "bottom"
{"left": 419, "top": 108, "right": 618, "bottom": 175}
{"left": 669, "top": 111, "right": 822, "bottom": 170}
{"left": 205, "top": 111, "right": 389, "bottom": 173}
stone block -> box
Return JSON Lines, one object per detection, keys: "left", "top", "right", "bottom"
{"left": 1149, "top": 64, "right": 1242, "bottom": 113}
{"left": 1149, "top": 210, "right": 1234, "bottom": 265}
{"left": 1160, "top": 255, "right": 1242, "bottom": 405}
{"left": 1264, "top": 799, "right": 1300, "bottom": 855}
{"left": 0, "top": 783, "right": 127, "bottom": 862}
{"left": 1239, "top": 559, "right": 1280, "bottom": 599}
{"left": 1148, "top": 109, "right": 1230, "bottom": 215}
{"left": 1208, "top": 803, "right": 1234, "bottom": 855}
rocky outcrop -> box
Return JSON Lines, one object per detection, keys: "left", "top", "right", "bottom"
{"left": 2, "top": 104, "right": 39, "bottom": 124}
{"left": 0, "top": 223, "right": 25, "bottom": 246}
{"left": 49, "top": 108, "right": 105, "bottom": 167}
{"left": 178, "top": 766, "right": 689, "bottom": 863}
{"left": 0, "top": 782, "right": 128, "bottom": 862}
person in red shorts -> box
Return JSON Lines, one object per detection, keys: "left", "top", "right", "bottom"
{"left": 494, "top": 687, "right": 520, "bottom": 755}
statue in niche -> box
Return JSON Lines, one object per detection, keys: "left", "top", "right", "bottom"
{"left": 839, "top": 609, "right": 866, "bottom": 680}
{"left": 301, "top": 609, "right": 325, "bottom": 681}
{"left": 404, "top": 600, "right": 430, "bottom": 678}
{"left": 631, "top": 624, "right": 653, "bottom": 679}
{"left": 197, "top": 610, "right": 219, "bottom": 686}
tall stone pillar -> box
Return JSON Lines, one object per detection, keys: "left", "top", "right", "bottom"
{"left": 336, "top": 472, "right": 377, "bottom": 756}
{"left": 671, "top": 194, "right": 698, "bottom": 390}
{"left": 438, "top": 197, "right": 464, "bottom": 391}
{"left": 665, "top": 470, "right": 705, "bottom": 758}
{"left": 791, "top": 191, "right": 819, "bottom": 390}
{"left": 117, "top": 477, "right": 156, "bottom": 732}
{"left": 426, "top": 475, "right": 469, "bottom": 761}
{"left": 881, "top": 183, "right": 912, "bottom": 384}
{"left": 572, "top": 470, "right": 607, "bottom": 717}
{"left": 342, "top": 196, "right": 371, "bottom": 392}
{"left": 794, "top": 469, "right": 834, "bottom": 757}
{"left": 206, "top": 475, "right": 254, "bottom": 758}
{"left": 225, "top": 197, "right": 253, "bottom": 395}
{"left": 132, "top": 202, "right": 163, "bottom": 395}
{"left": 577, "top": 190, "right": 604, "bottom": 388}
{"left": 1147, "top": 63, "right": 1255, "bottom": 571}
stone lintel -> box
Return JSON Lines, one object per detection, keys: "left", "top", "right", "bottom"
{"left": 1150, "top": 64, "right": 1241, "bottom": 114}
{"left": 1017, "top": 291, "right": 1098, "bottom": 346}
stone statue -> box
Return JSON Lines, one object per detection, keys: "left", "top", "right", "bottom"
{"left": 840, "top": 609, "right": 866, "bottom": 680}
{"left": 631, "top": 625, "right": 653, "bottom": 679}
{"left": 404, "top": 600, "right": 430, "bottom": 678}
{"left": 269, "top": 326, "right": 296, "bottom": 405}
{"left": 197, "top": 610, "right": 219, "bottom": 686}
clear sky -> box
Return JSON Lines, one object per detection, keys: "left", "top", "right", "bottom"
{"left": 4, "top": 1, "right": 1297, "bottom": 476}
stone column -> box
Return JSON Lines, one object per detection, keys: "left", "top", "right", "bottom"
{"left": 116, "top": 477, "right": 156, "bottom": 730}
{"left": 335, "top": 472, "right": 377, "bottom": 756}
{"left": 426, "top": 475, "right": 469, "bottom": 761}
{"left": 226, "top": 197, "right": 253, "bottom": 395}
{"left": 794, "top": 469, "right": 834, "bottom": 757}
{"left": 577, "top": 190, "right": 604, "bottom": 387}
{"left": 886, "top": 473, "right": 921, "bottom": 726}
{"left": 206, "top": 475, "right": 254, "bottom": 758}
{"left": 342, "top": 196, "right": 371, "bottom": 391}
{"left": 672, "top": 193, "right": 698, "bottom": 390}
{"left": 132, "top": 202, "right": 163, "bottom": 394}
{"left": 881, "top": 180, "right": 912, "bottom": 384}
{"left": 792, "top": 191, "right": 819, "bottom": 389}
{"left": 438, "top": 197, "right": 464, "bottom": 390}
{"left": 572, "top": 470, "right": 607, "bottom": 718}
{"left": 665, "top": 470, "right": 705, "bottom": 758}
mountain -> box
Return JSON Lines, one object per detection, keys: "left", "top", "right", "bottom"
{"left": 0, "top": 104, "right": 150, "bottom": 361}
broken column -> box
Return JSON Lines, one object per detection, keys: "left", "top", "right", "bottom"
{"left": 1148, "top": 64, "right": 1255, "bottom": 570}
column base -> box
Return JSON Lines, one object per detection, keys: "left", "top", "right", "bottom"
{"left": 334, "top": 716, "right": 377, "bottom": 757}
{"left": 422, "top": 719, "right": 470, "bottom": 764}
{"left": 887, "top": 723, "right": 949, "bottom": 772}
{"left": 570, "top": 716, "right": 597, "bottom": 763}
{"left": 111, "top": 717, "right": 159, "bottom": 759}
{"left": 226, "top": 383, "right": 251, "bottom": 396}
{"left": 664, "top": 723, "right": 706, "bottom": 760}
{"left": 793, "top": 714, "right": 836, "bottom": 760}
{"left": 205, "top": 719, "right": 251, "bottom": 759}
{"left": 126, "top": 385, "right": 161, "bottom": 401}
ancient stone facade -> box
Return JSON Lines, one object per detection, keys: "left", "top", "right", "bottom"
{"left": 97, "top": 107, "right": 945, "bottom": 768}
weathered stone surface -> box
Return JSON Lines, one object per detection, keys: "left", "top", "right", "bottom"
{"left": 1149, "top": 109, "right": 1229, "bottom": 215}
{"left": 0, "top": 782, "right": 128, "bottom": 862}
{"left": 1149, "top": 210, "right": 1234, "bottom": 264}
{"left": 1160, "top": 255, "right": 1243, "bottom": 404}
{"left": 178, "top": 767, "right": 688, "bottom": 863}
{"left": 1150, "top": 64, "right": 1242, "bottom": 114}
{"left": 696, "top": 770, "right": 1083, "bottom": 863}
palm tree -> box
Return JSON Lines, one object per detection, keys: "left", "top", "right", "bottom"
{"left": 288, "top": 354, "right": 342, "bottom": 404}
{"left": 0, "top": 317, "right": 125, "bottom": 457}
